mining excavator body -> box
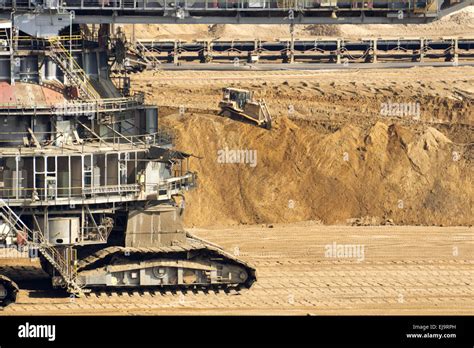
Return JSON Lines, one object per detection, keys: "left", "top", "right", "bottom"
{"left": 0, "top": 25, "right": 256, "bottom": 307}
{"left": 219, "top": 88, "right": 272, "bottom": 129}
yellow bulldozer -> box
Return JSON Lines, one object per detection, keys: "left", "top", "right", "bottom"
{"left": 218, "top": 88, "right": 272, "bottom": 130}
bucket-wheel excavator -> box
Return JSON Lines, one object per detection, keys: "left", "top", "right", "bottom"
{"left": 0, "top": 14, "right": 256, "bottom": 308}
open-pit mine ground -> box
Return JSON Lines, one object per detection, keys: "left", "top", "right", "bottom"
{"left": 1, "top": 224, "right": 472, "bottom": 315}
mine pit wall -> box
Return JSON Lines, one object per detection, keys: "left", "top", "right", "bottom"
{"left": 137, "top": 69, "right": 473, "bottom": 227}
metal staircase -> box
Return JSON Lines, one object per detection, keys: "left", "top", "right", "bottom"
{"left": 0, "top": 199, "right": 84, "bottom": 295}
{"left": 134, "top": 40, "right": 161, "bottom": 69}
{"left": 48, "top": 37, "right": 101, "bottom": 100}
{"left": 0, "top": 25, "right": 11, "bottom": 56}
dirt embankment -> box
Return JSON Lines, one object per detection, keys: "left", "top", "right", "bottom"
{"left": 163, "top": 115, "right": 472, "bottom": 227}
{"left": 133, "top": 68, "right": 473, "bottom": 227}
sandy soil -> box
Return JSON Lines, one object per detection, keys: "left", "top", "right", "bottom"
{"left": 1, "top": 224, "right": 472, "bottom": 315}
{"left": 130, "top": 67, "right": 473, "bottom": 227}
{"left": 119, "top": 7, "right": 474, "bottom": 40}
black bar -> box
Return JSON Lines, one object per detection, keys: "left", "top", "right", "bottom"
{"left": 0, "top": 316, "right": 472, "bottom": 347}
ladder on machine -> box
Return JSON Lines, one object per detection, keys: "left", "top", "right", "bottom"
{"left": 135, "top": 41, "right": 161, "bottom": 69}
{"left": 0, "top": 199, "right": 84, "bottom": 296}
{"left": 0, "top": 26, "right": 11, "bottom": 54}
{"left": 48, "top": 37, "right": 101, "bottom": 101}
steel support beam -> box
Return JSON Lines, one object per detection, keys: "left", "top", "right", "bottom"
{"left": 71, "top": 14, "right": 438, "bottom": 25}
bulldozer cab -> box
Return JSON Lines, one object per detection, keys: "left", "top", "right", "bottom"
{"left": 219, "top": 87, "right": 272, "bottom": 130}
{"left": 223, "top": 88, "right": 253, "bottom": 110}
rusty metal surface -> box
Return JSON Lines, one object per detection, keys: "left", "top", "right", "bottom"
{"left": 0, "top": 82, "right": 66, "bottom": 107}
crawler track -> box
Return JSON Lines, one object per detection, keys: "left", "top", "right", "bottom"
{"left": 76, "top": 235, "right": 256, "bottom": 289}
{"left": 0, "top": 275, "right": 19, "bottom": 307}
{"left": 1, "top": 225, "right": 472, "bottom": 315}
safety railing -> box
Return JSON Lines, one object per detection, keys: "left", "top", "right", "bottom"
{"left": 0, "top": 127, "right": 171, "bottom": 147}
{"left": 14, "top": 35, "right": 88, "bottom": 51}
{"left": 0, "top": 0, "right": 438, "bottom": 12}
{"left": 0, "top": 198, "right": 83, "bottom": 294}
{"left": 0, "top": 172, "right": 194, "bottom": 204}
{"left": 0, "top": 93, "right": 145, "bottom": 116}
{"left": 0, "top": 185, "right": 142, "bottom": 206}
{"left": 83, "top": 183, "right": 140, "bottom": 195}
{"left": 156, "top": 172, "right": 197, "bottom": 197}
{"left": 95, "top": 130, "right": 174, "bottom": 150}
